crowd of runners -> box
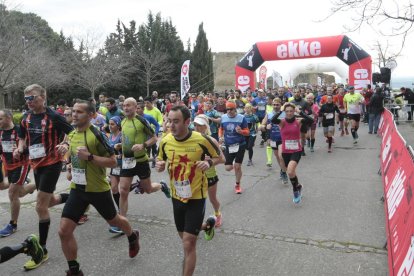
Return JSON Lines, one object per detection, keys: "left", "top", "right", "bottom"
{"left": 0, "top": 82, "right": 387, "bottom": 275}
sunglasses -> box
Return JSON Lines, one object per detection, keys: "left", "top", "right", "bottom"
{"left": 24, "top": 95, "right": 38, "bottom": 102}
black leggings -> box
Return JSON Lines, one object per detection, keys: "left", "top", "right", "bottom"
{"left": 245, "top": 136, "right": 257, "bottom": 160}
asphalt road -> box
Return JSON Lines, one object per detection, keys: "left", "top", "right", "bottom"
{"left": 0, "top": 123, "right": 388, "bottom": 276}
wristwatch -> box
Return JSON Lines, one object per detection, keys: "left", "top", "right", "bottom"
{"left": 88, "top": 154, "right": 94, "bottom": 161}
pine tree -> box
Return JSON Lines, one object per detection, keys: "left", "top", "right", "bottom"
{"left": 190, "top": 23, "right": 214, "bottom": 93}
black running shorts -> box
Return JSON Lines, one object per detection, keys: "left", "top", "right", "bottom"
{"left": 34, "top": 162, "right": 62, "bottom": 193}
{"left": 172, "top": 198, "right": 205, "bottom": 236}
{"left": 224, "top": 143, "right": 246, "bottom": 165}
{"left": 7, "top": 164, "right": 30, "bottom": 186}
{"left": 347, "top": 114, "right": 361, "bottom": 122}
{"left": 282, "top": 152, "right": 302, "bottom": 166}
{"left": 120, "top": 161, "right": 151, "bottom": 179}
{"left": 62, "top": 188, "right": 117, "bottom": 223}
{"left": 207, "top": 176, "right": 219, "bottom": 187}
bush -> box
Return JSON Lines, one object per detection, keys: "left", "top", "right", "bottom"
{"left": 12, "top": 112, "right": 24, "bottom": 125}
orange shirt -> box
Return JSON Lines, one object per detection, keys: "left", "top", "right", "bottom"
{"left": 319, "top": 95, "right": 339, "bottom": 105}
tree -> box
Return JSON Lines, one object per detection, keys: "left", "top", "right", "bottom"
{"left": 190, "top": 23, "right": 214, "bottom": 93}
{"left": 372, "top": 40, "right": 400, "bottom": 71}
{"left": 328, "top": 0, "right": 414, "bottom": 49}
{"left": 68, "top": 32, "right": 129, "bottom": 98}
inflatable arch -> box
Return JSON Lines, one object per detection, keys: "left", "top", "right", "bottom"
{"left": 288, "top": 62, "right": 348, "bottom": 83}
{"left": 235, "top": 35, "right": 371, "bottom": 91}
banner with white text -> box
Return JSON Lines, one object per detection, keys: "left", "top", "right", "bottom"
{"left": 180, "top": 60, "right": 191, "bottom": 100}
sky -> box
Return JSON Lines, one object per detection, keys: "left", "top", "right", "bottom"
{"left": 15, "top": 0, "right": 414, "bottom": 83}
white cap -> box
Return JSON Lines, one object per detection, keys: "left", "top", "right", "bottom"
{"left": 194, "top": 116, "right": 209, "bottom": 126}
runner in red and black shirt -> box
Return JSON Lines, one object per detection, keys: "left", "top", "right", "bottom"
{"left": 13, "top": 84, "right": 73, "bottom": 270}
{"left": 0, "top": 110, "right": 36, "bottom": 238}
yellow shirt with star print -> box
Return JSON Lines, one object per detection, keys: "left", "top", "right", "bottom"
{"left": 158, "top": 131, "right": 220, "bottom": 202}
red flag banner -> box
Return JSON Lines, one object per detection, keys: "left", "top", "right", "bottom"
{"left": 379, "top": 109, "right": 414, "bottom": 276}
{"left": 259, "top": 66, "right": 267, "bottom": 89}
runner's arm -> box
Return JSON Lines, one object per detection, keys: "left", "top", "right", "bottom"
{"left": 299, "top": 111, "right": 314, "bottom": 125}
{"left": 270, "top": 111, "right": 283, "bottom": 124}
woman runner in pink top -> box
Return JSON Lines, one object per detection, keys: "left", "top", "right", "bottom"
{"left": 271, "top": 103, "right": 314, "bottom": 204}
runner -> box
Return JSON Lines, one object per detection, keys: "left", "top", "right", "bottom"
{"left": 156, "top": 106, "right": 220, "bottom": 276}
{"left": 193, "top": 115, "right": 225, "bottom": 227}
{"left": 319, "top": 95, "right": 340, "bottom": 152}
{"left": 337, "top": 88, "right": 348, "bottom": 136}
{"left": 107, "top": 116, "right": 123, "bottom": 233}
{"left": 0, "top": 110, "right": 36, "bottom": 237}
{"left": 0, "top": 234, "right": 43, "bottom": 265}
{"left": 260, "top": 98, "right": 288, "bottom": 184}
{"left": 219, "top": 101, "right": 250, "bottom": 194}
{"left": 271, "top": 103, "right": 314, "bottom": 203}
{"left": 243, "top": 104, "right": 259, "bottom": 166}
{"left": 202, "top": 98, "right": 221, "bottom": 141}
{"left": 136, "top": 101, "right": 160, "bottom": 168}
{"left": 104, "top": 97, "right": 123, "bottom": 123}
{"left": 305, "top": 94, "right": 319, "bottom": 152}
{"left": 118, "top": 98, "right": 170, "bottom": 223}
{"left": 343, "top": 86, "right": 365, "bottom": 144}
{"left": 14, "top": 84, "right": 73, "bottom": 270}
{"left": 252, "top": 89, "right": 267, "bottom": 147}
{"left": 144, "top": 96, "right": 163, "bottom": 166}
{"left": 59, "top": 100, "right": 139, "bottom": 276}
{"left": 289, "top": 89, "right": 311, "bottom": 156}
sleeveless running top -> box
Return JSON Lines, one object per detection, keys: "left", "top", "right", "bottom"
{"left": 280, "top": 119, "right": 302, "bottom": 154}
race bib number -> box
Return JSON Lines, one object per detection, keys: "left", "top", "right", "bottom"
{"left": 112, "top": 167, "right": 121, "bottom": 176}
{"left": 122, "top": 157, "right": 136, "bottom": 169}
{"left": 285, "top": 140, "right": 299, "bottom": 150}
{"left": 72, "top": 168, "right": 87, "bottom": 185}
{"left": 326, "top": 113, "right": 334, "bottom": 119}
{"left": 174, "top": 180, "right": 192, "bottom": 199}
{"left": 228, "top": 143, "right": 239, "bottom": 154}
{"left": 270, "top": 140, "right": 277, "bottom": 148}
{"left": 29, "top": 144, "right": 46, "bottom": 159}
{"left": 258, "top": 106, "right": 266, "bottom": 111}
{"left": 236, "top": 108, "right": 244, "bottom": 114}
{"left": 1, "top": 141, "right": 15, "bottom": 153}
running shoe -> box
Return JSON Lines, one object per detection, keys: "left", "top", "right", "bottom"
{"left": 345, "top": 128, "right": 349, "bottom": 135}
{"left": 0, "top": 223, "right": 17, "bottom": 237}
{"left": 132, "top": 181, "right": 144, "bottom": 194}
{"left": 293, "top": 191, "right": 301, "bottom": 204}
{"left": 266, "top": 162, "right": 272, "bottom": 167}
{"left": 328, "top": 148, "right": 332, "bottom": 153}
{"left": 215, "top": 213, "right": 222, "bottom": 228}
{"left": 109, "top": 226, "right": 123, "bottom": 234}
{"left": 260, "top": 140, "right": 265, "bottom": 147}
{"left": 129, "top": 230, "right": 140, "bottom": 258}
{"left": 77, "top": 215, "right": 89, "bottom": 225}
{"left": 247, "top": 160, "right": 253, "bottom": 166}
{"left": 25, "top": 177, "right": 31, "bottom": 185}
{"left": 234, "top": 184, "right": 242, "bottom": 194}
{"left": 66, "top": 270, "right": 84, "bottom": 276}
{"left": 310, "top": 147, "right": 314, "bottom": 152}
{"left": 281, "top": 172, "right": 289, "bottom": 185}
{"left": 24, "top": 250, "right": 48, "bottom": 271}
{"left": 353, "top": 139, "right": 358, "bottom": 144}
{"left": 24, "top": 234, "right": 43, "bottom": 265}
{"left": 340, "top": 130, "right": 344, "bottom": 136}
{"left": 160, "top": 180, "right": 171, "bottom": 198}
{"left": 301, "top": 150, "right": 306, "bottom": 156}
{"left": 204, "top": 216, "right": 216, "bottom": 241}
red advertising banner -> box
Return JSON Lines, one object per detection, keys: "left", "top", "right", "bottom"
{"left": 235, "top": 35, "right": 371, "bottom": 91}
{"left": 259, "top": 66, "right": 267, "bottom": 89}
{"left": 379, "top": 109, "right": 414, "bottom": 276}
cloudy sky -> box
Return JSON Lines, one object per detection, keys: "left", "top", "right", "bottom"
{"left": 16, "top": 0, "right": 414, "bottom": 81}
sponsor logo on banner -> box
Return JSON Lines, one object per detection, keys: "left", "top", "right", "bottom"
{"left": 276, "top": 40, "right": 321, "bottom": 59}
{"left": 259, "top": 66, "right": 267, "bottom": 89}
{"left": 180, "top": 60, "right": 191, "bottom": 100}
{"left": 237, "top": 75, "right": 251, "bottom": 92}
